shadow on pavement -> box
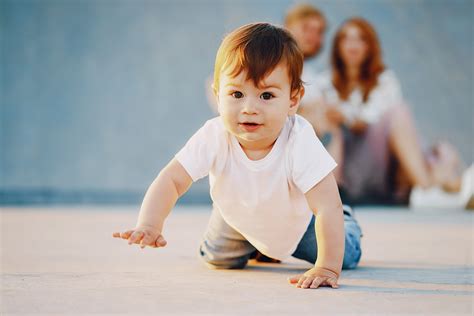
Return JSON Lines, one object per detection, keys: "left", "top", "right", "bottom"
{"left": 343, "top": 265, "right": 473, "bottom": 285}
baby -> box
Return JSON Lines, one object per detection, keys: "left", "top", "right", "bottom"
{"left": 113, "top": 22, "right": 362, "bottom": 289}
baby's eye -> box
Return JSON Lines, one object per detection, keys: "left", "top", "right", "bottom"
{"left": 231, "top": 91, "right": 244, "bottom": 99}
{"left": 260, "top": 92, "right": 274, "bottom": 100}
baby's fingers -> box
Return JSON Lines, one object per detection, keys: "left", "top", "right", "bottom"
{"left": 309, "top": 277, "right": 324, "bottom": 289}
{"left": 325, "top": 277, "right": 339, "bottom": 289}
{"left": 140, "top": 233, "right": 166, "bottom": 249}
{"left": 155, "top": 235, "right": 167, "bottom": 247}
{"left": 288, "top": 274, "right": 303, "bottom": 284}
{"left": 301, "top": 277, "right": 315, "bottom": 289}
{"left": 112, "top": 230, "right": 134, "bottom": 239}
{"left": 296, "top": 276, "right": 308, "bottom": 288}
{"left": 140, "top": 233, "right": 155, "bottom": 248}
{"left": 128, "top": 231, "right": 145, "bottom": 245}
{"left": 310, "top": 277, "right": 339, "bottom": 289}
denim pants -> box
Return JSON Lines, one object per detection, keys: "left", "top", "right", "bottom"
{"left": 198, "top": 206, "right": 362, "bottom": 270}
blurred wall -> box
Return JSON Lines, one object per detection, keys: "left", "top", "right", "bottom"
{"left": 1, "top": 0, "right": 472, "bottom": 204}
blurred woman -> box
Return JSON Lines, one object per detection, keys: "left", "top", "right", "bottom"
{"left": 312, "top": 17, "right": 463, "bottom": 205}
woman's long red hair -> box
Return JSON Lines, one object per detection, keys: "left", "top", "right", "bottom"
{"left": 331, "top": 17, "right": 385, "bottom": 102}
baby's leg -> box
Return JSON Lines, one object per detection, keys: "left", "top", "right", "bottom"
{"left": 198, "top": 207, "right": 256, "bottom": 269}
{"left": 291, "top": 206, "right": 362, "bottom": 270}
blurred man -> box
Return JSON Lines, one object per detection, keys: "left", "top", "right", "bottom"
{"left": 284, "top": 4, "right": 326, "bottom": 60}
{"left": 284, "top": 4, "right": 344, "bottom": 186}
{"left": 284, "top": 4, "right": 329, "bottom": 134}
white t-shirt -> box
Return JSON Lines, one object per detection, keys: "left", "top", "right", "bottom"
{"left": 175, "top": 114, "right": 337, "bottom": 260}
{"left": 313, "top": 69, "right": 403, "bottom": 124}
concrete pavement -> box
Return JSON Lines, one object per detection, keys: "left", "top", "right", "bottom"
{"left": 1, "top": 206, "right": 473, "bottom": 315}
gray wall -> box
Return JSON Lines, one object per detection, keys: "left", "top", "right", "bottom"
{"left": 1, "top": 0, "right": 473, "bottom": 204}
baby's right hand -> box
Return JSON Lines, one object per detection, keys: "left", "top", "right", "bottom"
{"left": 112, "top": 226, "right": 167, "bottom": 249}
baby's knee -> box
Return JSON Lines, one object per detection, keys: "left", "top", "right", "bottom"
{"left": 203, "top": 258, "right": 249, "bottom": 270}
{"left": 198, "top": 245, "right": 249, "bottom": 270}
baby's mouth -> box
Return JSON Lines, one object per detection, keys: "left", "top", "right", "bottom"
{"left": 239, "top": 122, "right": 263, "bottom": 132}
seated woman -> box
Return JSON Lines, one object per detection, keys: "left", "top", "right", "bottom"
{"left": 308, "top": 17, "right": 464, "bottom": 205}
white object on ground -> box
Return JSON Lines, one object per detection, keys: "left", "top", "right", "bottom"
{"left": 409, "top": 163, "right": 474, "bottom": 209}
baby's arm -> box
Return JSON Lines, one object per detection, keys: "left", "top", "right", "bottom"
{"left": 288, "top": 172, "right": 344, "bottom": 289}
{"left": 112, "top": 158, "right": 193, "bottom": 248}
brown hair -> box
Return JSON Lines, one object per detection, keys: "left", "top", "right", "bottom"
{"left": 284, "top": 3, "right": 326, "bottom": 28}
{"left": 331, "top": 17, "right": 385, "bottom": 102}
{"left": 213, "top": 23, "right": 304, "bottom": 96}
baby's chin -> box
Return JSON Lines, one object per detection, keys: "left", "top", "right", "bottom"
{"left": 235, "top": 132, "right": 263, "bottom": 141}
{"left": 235, "top": 132, "right": 279, "bottom": 147}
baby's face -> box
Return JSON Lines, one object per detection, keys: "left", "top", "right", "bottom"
{"left": 216, "top": 63, "right": 301, "bottom": 151}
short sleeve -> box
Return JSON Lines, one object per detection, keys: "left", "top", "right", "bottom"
{"left": 175, "top": 118, "right": 223, "bottom": 182}
{"left": 290, "top": 116, "right": 338, "bottom": 193}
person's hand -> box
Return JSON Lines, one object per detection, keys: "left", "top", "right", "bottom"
{"left": 112, "top": 226, "right": 167, "bottom": 249}
{"left": 350, "top": 119, "right": 368, "bottom": 134}
{"left": 325, "top": 107, "right": 345, "bottom": 126}
{"left": 288, "top": 267, "right": 339, "bottom": 289}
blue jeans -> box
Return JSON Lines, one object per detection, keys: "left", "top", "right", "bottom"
{"left": 198, "top": 206, "right": 362, "bottom": 270}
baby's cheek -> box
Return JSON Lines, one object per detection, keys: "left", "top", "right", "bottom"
{"left": 271, "top": 116, "right": 288, "bottom": 131}
{"left": 220, "top": 115, "right": 237, "bottom": 133}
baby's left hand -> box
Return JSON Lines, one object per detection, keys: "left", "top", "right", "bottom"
{"left": 288, "top": 267, "right": 339, "bottom": 289}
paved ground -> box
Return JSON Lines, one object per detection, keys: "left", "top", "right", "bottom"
{"left": 1, "top": 206, "right": 473, "bottom": 315}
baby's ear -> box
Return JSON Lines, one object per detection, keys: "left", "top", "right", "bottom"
{"left": 289, "top": 86, "right": 304, "bottom": 115}
{"left": 211, "top": 83, "right": 221, "bottom": 113}
{"left": 212, "top": 84, "right": 220, "bottom": 101}
{"left": 212, "top": 83, "right": 219, "bottom": 97}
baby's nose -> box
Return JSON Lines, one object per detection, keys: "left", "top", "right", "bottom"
{"left": 241, "top": 99, "right": 259, "bottom": 114}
